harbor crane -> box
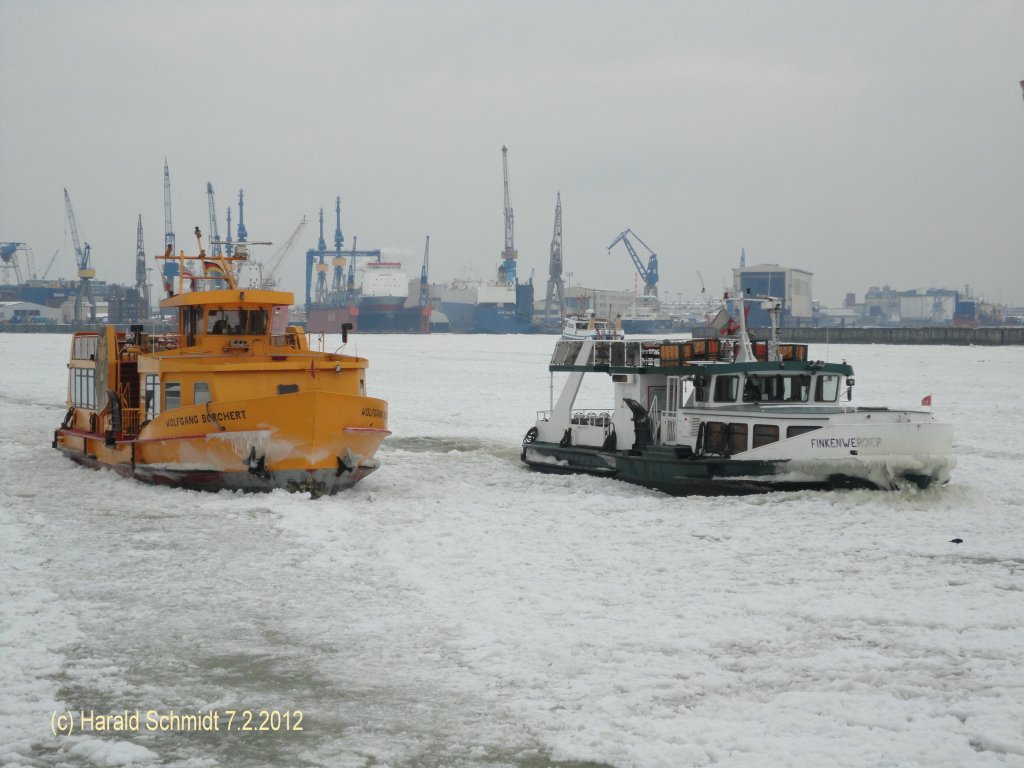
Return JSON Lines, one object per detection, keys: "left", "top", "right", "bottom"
{"left": 40, "top": 249, "right": 60, "bottom": 280}
{"left": 542, "top": 192, "right": 566, "bottom": 326}
{"left": 608, "top": 228, "right": 659, "bottom": 297}
{"left": 163, "top": 159, "right": 175, "bottom": 253}
{"left": 261, "top": 217, "right": 307, "bottom": 288}
{"left": 64, "top": 188, "right": 97, "bottom": 322}
{"left": 135, "top": 215, "right": 150, "bottom": 312}
{"left": 0, "top": 242, "right": 35, "bottom": 284}
{"left": 163, "top": 160, "right": 177, "bottom": 293}
{"left": 499, "top": 145, "right": 518, "bottom": 283}
{"left": 206, "top": 183, "right": 222, "bottom": 256}
{"left": 419, "top": 235, "right": 430, "bottom": 306}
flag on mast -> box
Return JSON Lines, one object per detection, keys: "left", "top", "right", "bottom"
{"left": 203, "top": 260, "right": 226, "bottom": 279}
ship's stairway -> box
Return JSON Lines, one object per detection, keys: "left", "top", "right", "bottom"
{"left": 117, "top": 352, "right": 141, "bottom": 436}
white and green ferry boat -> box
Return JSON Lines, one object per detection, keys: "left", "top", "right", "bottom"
{"left": 522, "top": 296, "right": 954, "bottom": 494}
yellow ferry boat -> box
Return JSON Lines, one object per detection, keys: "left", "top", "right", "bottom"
{"left": 52, "top": 228, "right": 390, "bottom": 496}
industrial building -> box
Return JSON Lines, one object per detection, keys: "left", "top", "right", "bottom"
{"left": 0, "top": 301, "right": 60, "bottom": 324}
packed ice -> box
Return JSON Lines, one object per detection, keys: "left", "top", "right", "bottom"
{"left": 2, "top": 333, "right": 1022, "bottom": 767}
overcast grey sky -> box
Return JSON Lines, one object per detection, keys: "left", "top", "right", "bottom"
{"left": 2, "top": 0, "right": 1022, "bottom": 306}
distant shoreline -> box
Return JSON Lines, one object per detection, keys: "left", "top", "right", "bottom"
{"left": 692, "top": 325, "right": 1024, "bottom": 346}
{"left": 4, "top": 322, "right": 1024, "bottom": 345}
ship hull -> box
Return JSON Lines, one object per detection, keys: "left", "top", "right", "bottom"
{"left": 54, "top": 449, "right": 378, "bottom": 496}
{"left": 356, "top": 305, "right": 430, "bottom": 333}
{"left": 54, "top": 390, "right": 390, "bottom": 498}
{"left": 521, "top": 441, "right": 952, "bottom": 495}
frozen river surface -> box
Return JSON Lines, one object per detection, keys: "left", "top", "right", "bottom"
{"left": 1, "top": 332, "right": 1023, "bottom": 767}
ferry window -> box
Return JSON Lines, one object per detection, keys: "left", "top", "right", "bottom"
{"left": 753, "top": 424, "right": 779, "bottom": 448}
{"left": 244, "top": 310, "right": 268, "bottom": 334}
{"left": 729, "top": 423, "right": 748, "bottom": 454}
{"left": 194, "top": 382, "right": 211, "bottom": 405}
{"left": 743, "top": 376, "right": 759, "bottom": 402}
{"left": 72, "top": 368, "right": 96, "bottom": 408}
{"left": 704, "top": 421, "right": 727, "bottom": 453}
{"left": 208, "top": 309, "right": 269, "bottom": 335}
{"left": 713, "top": 375, "right": 738, "bottom": 402}
{"left": 73, "top": 335, "right": 98, "bottom": 360}
{"left": 207, "top": 310, "right": 228, "bottom": 334}
{"left": 694, "top": 376, "right": 709, "bottom": 403}
{"left": 816, "top": 375, "right": 840, "bottom": 402}
{"left": 145, "top": 375, "right": 159, "bottom": 420}
{"left": 165, "top": 382, "right": 180, "bottom": 411}
{"left": 782, "top": 375, "right": 810, "bottom": 403}
{"left": 787, "top": 425, "right": 821, "bottom": 438}
{"left": 183, "top": 307, "right": 203, "bottom": 345}
{"left": 277, "top": 384, "right": 299, "bottom": 395}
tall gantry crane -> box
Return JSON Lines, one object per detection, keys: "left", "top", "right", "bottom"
{"left": 608, "top": 228, "right": 659, "bottom": 297}
{"left": 225, "top": 207, "right": 234, "bottom": 256}
{"left": 135, "top": 215, "right": 150, "bottom": 313}
{"left": 330, "top": 197, "right": 346, "bottom": 295}
{"left": 313, "top": 208, "right": 330, "bottom": 304}
{"left": 261, "top": 217, "right": 307, "bottom": 288}
{"left": 64, "top": 188, "right": 97, "bottom": 322}
{"left": 206, "top": 183, "right": 222, "bottom": 256}
{"left": 419, "top": 235, "right": 430, "bottom": 306}
{"left": 236, "top": 189, "right": 248, "bottom": 243}
{"left": 499, "top": 145, "right": 518, "bottom": 283}
{"left": 543, "top": 192, "right": 566, "bottom": 326}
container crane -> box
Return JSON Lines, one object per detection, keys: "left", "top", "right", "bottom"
{"left": 608, "top": 228, "right": 659, "bottom": 297}
{"left": 64, "top": 188, "right": 97, "bottom": 322}
{"left": 261, "top": 217, "right": 307, "bottom": 288}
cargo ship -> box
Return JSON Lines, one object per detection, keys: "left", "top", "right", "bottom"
{"left": 437, "top": 278, "right": 535, "bottom": 333}
{"left": 303, "top": 201, "right": 429, "bottom": 334}
{"left": 53, "top": 229, "right": 390, "bottom": 497}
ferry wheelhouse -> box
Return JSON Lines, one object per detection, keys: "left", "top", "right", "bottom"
{"left": 524, "top": 296, "right": 954, "bottom": 494}
{"left": 53, "top": 229, "right": 390, "bottom": 497}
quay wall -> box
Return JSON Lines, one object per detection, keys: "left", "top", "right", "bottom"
{"left": 694, "top": 326, "right": 1024, "bottom": 346}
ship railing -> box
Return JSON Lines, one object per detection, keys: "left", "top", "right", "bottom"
{"left": 550, "top": 339, "right": 661, "bottom": 368}
{"left": 147, "top": 333, "right": 181, "bottom": 352}
{"left": 535, "top": 409, "right": 612, "bottom": 428}
{"left": 121, "top": 406, "right": 142, "bottom": 436}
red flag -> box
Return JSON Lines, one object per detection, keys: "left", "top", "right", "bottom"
{"left": 921, "top": 394, "right": 932, "bottom": 407}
